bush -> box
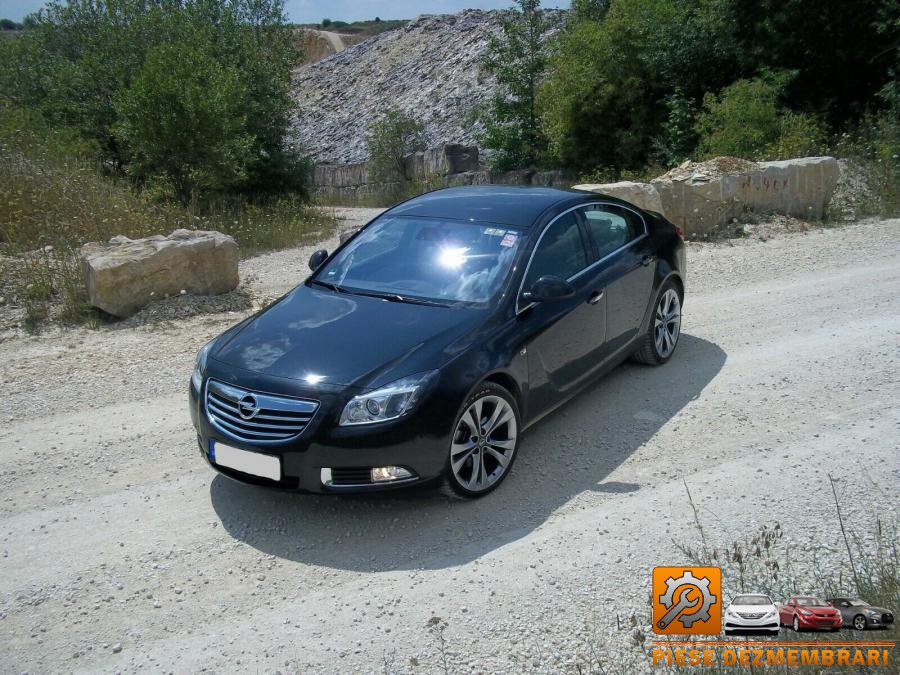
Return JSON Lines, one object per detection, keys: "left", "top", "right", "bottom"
{"left": 695, "top": 74, "right": 825, "bottom": 160}
{"left": 0, "top": 0, "right": 307, "bottom": 204}
{"left": 0, "top": 104, "right": 335, "bottom": 331}
{"left": 366, "top": 109, "right": 427, "bottom": 183}
{"left": 539, "top": 0, "right": 738, "bottom": 174}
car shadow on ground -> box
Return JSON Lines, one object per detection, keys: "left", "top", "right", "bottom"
{"left": 210, "top": 334, "right": 726, "bottom": 572}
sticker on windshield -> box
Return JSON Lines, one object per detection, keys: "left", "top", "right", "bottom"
{"left": 500, "top": 233, "right": 518, "bottom": 247}
{"left": 483, "top": 227, "right": 505, "bottom": 236}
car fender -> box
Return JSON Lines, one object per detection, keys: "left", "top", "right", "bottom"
{"left": 637, "top": 264, "right": 684, "bottom": 335}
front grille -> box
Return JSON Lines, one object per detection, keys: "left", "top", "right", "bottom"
{"left": 205, "top": 379, "right": 318, "bottom": 444}
{"left": 814, "top": 618, "right": 837, "bottom": 625}
{"left": 883, "top": 612, "right": 894, "bottom": 623}
{"left": 329, "top": 467, "right": 374, "bottom": 486}
{"left": 737, "top": 612, "right": 764, "bottom": 619}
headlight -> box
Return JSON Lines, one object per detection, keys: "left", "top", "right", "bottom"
{"left": 764, "top": 609, "right": 777, "bottom": 619}
{"left": 191, "top": 340, "right": 214, "bottom": 391}
{"left": 799, "top": 609, "right": 813, "bottom": 616}
{"left": 864, "top": 609, "right": 879, "bottom": 616}
{"left": 339, "top": 371, "right": 437, "bottom": 426}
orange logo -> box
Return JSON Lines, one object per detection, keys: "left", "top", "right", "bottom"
{"left": 652, "top": 567, "right": 722, "bottom": 635}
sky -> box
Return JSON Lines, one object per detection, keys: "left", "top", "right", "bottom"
{"left": 0, "top": 0, "right": 571, "bottom": 23}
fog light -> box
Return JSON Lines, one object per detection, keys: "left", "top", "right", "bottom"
{"left": 371, "top": 466, "right": 413, "bottom": 482}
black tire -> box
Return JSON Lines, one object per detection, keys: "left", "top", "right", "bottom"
{"left": 444, "top": 382, "right": 521, "bottom": 498}
{"left": 631, "top": 279, "right": 682, "bottom": 365}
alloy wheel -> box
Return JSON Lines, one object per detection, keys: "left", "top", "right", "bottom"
{"left": 450, "top": 395, "right": 517, "bottom": 492}
{"left": 654, "top": 288, "right": 681, "bottom": 358}
{"left": 793, "top": 616, "right": 800, "bottom": 632}
{"left": 854, "top": 615, "right": 867, "bottom": 630}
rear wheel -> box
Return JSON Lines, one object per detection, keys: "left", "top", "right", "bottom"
{"left": 445, "top": 382, "right": 520, "bottom": 498}
{"left": 632, "top": 281, "right": 682, "bottom": 365}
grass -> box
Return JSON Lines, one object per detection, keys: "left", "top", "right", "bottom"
{"left": 0, "top": 105, "right": 337, "bottom": 331}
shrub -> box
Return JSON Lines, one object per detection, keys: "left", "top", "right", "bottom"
{"left": 0, "top": 0, "right": 307, "bottom": 204}
{"left": 366, "top": 109, "right": 427, "bottom": 184}
{"left": 695, "top": 74, "right": 825, "bottom": 160}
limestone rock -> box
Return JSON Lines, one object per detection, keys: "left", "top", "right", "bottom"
{"left": 81, "top": 230, "right": 239, "bottom": 317}
{"left": 572, "top": 181, "right": 665, "bottom": 214}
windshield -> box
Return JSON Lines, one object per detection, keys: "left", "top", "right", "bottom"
{"left": 315, "top": 216, "right": 523, "bottom": 304}
{"left": 796, "top": 598, "right": 829, "bottom": 607}
{"left": 733, "top": 595, "right": 772, "bottom": 605}
{"left": 848, "top": 599, "right": 869, "bottom": 607}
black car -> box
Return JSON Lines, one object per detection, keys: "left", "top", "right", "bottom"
{"left": 189, "top": 186, "right": 686, "bottom": 497}
{"left": 827, "top": 598, "right": 895, "bottom": 630}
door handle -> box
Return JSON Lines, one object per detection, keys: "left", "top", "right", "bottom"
{"left": 641, "top": 255, "right": 655, "bottom": 267}
{"left": 587, "top": 289, "right": 604, "bottom": 305}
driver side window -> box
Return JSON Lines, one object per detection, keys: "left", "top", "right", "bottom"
{"left": 522, "top": 212, "right": 589, "bottom": 292}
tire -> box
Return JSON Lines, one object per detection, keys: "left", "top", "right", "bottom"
{"left": 631, "top": 280, "right": 682, "bottom": 365}
{"left": 793, "top": 616, "right": 801, "bottom": 632}
{"left": 444, "top": 382, "right": 520, "bottom": 498}
{"left": 853, "top": 614, "right": 868, "bottom": 631}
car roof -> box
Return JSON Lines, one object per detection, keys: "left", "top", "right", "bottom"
{"left": 386, "top": 185, "right": 590, "bottom": 228}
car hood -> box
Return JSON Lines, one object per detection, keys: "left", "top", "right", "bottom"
{"left": 798, "top": 607, "right": 839, "bottom": 615}
{"left": 729, "top": 604, "right": 776, "bottom": 613}
{"left": 211, "top": 284, "right": 487, "bottom": 387}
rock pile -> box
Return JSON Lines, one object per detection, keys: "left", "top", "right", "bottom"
{"left": 290, "top": 10, "right": 560, "bottom": 164}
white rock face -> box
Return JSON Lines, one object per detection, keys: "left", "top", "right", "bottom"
{"left": 81, "top": 230, "right": 239, "bottom": 317}
{"left": 290, "top": 10, "right": 561, "bottom": 164}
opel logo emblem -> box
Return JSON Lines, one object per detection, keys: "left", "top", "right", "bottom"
{"left": 237, "top": 393, "right": 260, "bottom": 420}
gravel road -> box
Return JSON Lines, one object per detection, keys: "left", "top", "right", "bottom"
{"left": 1, "top": 214, "right": 898, "bottom": 673}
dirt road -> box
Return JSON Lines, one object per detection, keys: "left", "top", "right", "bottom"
{"left": 1, "top": 216, "right": 898, "bottom": 673}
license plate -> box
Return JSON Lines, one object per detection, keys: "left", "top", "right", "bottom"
{"left": 211, "top": 441, "right": 280, "bottom": 481}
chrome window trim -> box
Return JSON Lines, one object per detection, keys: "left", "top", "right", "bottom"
{"left": 516, "top": 201, "right": 648, "bottom": 314}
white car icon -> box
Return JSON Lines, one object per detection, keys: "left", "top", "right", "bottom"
{"left": 724, "top": 593, "right": 781, "bottom": 635}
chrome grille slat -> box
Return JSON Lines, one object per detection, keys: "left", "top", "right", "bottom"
{"left": 207, "top": 398, "right": 307, "bottom": 428}
{"left": 205, "top": 379, "right": 319, "bottom": 444}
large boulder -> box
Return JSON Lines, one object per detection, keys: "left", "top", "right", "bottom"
{"left": 81, "top": 229, "right": 239, "bottom": 317}
{"left": 571, "top": 180, "right": 665, "bottom": 214}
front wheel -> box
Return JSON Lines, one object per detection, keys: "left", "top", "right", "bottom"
{"left": 445, "top": 382, "right": 520, "bottom": 498}
{"left": 632, "top": 281, "right": 682, "bottom": 365}
{"left": 793, "top": 616, "right": 801, "bottom": 632}
{"left": 853, "top": 615, "right": 868, "bottom": 631}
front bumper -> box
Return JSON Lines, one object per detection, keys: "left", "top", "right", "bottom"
{"left": 796, "top": 613, "right": 842, "bottom": 629}
{"left": 189, "top": 368, "right": 456, "bottom": 493}
{"left": 724, "top": 613, "right": 780, "bottom": 634}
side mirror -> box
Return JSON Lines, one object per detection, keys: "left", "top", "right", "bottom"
{"left": 522, "top": 275, "right": 575, "bottom": 303}
{"left": 308, "top": 249, "right": 329, "bottom": 271}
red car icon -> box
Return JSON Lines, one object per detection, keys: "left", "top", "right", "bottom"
{"left": 778, "top": 596, "right": 843, "bottom": 631}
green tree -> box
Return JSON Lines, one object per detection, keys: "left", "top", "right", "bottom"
{"left": 694, "top": 74, "right": 825, "bottom": 160}
{"left": 539, "top": 0, "right": 737, "bottom": 174}
{"left": 474, "top": 0, "right": 557, "bottom": 171}
{"left": 366, "top": 109, "right": 427, "bottom": 183}
{"left": 0, "top": 0, "right": 305, "bottom": 202}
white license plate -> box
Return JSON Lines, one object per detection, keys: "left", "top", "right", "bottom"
{"left": 212, "top": 441, "right": 281, "bottom": 481}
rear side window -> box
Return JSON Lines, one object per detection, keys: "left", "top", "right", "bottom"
{"left": 580, "top": 205, "right": 645, "bottom": 259}
{"left": 523, "top": 212, "right": 589, "bottom": 289}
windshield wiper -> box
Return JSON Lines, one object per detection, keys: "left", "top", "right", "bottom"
{"left": 351, "top": 290, "right": 450, "bottom": 307}
{"left": 309, "top": 279, "right": 349, "bottom": 294}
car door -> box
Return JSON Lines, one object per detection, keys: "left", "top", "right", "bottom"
{"left": 781, "top": 599, "right": 794, "bottom": 625}
{"left": 518, "top": 210, "right": 605, "bottom": 420}
{"left": 579, "top": 204, "right": 656, "bottom": 354}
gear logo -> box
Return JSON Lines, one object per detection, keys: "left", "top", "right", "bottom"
{"left": 652, "top": 566, "right": 722, "bottom": 635}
